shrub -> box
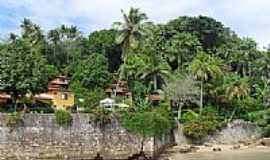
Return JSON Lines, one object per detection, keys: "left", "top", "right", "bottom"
{"left": 183, "top": 111, "right": 226, "bottom": 140}
{"left": 183, "top": 120, "right": 209, "bottom": 140}
{"left": 6, "top": 112, "right": 23, "bottom": 127}
{"left": 248, "top": 109, "right": 270, "bottom": 138}
{"left": 249, "top": 109, "right": 270, "bottom": 127}
{"left": 122, "top": 110, "right": 172, "bottom": 151}
{"left": 183, "top": 118, "right": 221, "bottom": 140}
{"left": 181, "top": 110, "right": 198, "bottom": 123}
{"left": 263, "top": 125, "right": 270, "bottom": 137}
{"left": 89, "top": 107, "right": 113, "bottom": 127}
{"left": 55, "top": 110, "right": 72, "bottom": 126}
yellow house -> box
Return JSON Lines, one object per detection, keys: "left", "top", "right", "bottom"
{"left": 35, "top": 76, "right": 75, "bottom": 109}
{"left": 51, "top": 91, "right": 74, "bottom": 109}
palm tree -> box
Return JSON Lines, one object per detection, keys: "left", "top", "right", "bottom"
{"left": 48, "top": 29, "right": 60, "bottom": 67}
{"left": 189, "top": 52, "right": 224, "bottom": 115}
{"left": 20, "top": 18, "right": 43, "bottom": 46}
{"left": 253, "top": 77, "right": 270, "bottom": 108}
{"left": 165, "top": 33, "right": 202, "bottom": 71}
{"left": 113, "top": 7, "right": 149, "bottom": 80}
{"left": 223, "top": 74, "right": 250, "bottom": 120}
{"left": 255, "top": 51, "right": 270, "bottom": 79}
{"left": 140, "top": 54, "right": 171, "bottom": 91}
{"left": 122, "top": 55, "right": 145, "bottom": 80}
{"left": 123, "top": 53, "right": 170, "bottom": 91}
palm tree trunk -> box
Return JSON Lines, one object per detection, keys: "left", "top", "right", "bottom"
{"left": 177, "top": 103, "right": 182, "bottom": 120}
{"left": 178, "top": 55, "right": 182, "bottom": 72}
{"left": 229, "top": 106, "right": 237, "bottom": 122}
{"left": 243, "top": 64, "right": 247, "bottom": 77}
{"left": 153, "top": 75, "right": 158, "bottom": 91}
{"left": 140, "top": 136, "right": 145, "bottom": 152}
{"left": 12, "top": 93, "right": 18, "bottom": 112}
{"left": 200, "top": 81, "right": 203, "bottom": 115}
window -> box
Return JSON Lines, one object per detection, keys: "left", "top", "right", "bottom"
{"left": 61, "top": 93, "right": 68, "bottom": 100}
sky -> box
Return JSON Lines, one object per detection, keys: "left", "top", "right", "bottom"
{"left": 0, "top": 0, "right": 270, "bottom": 48}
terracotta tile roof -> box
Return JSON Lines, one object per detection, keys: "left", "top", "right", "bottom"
{"left": 105, "top": 88, "right": 113, "bottom": 93}
{"left": 34, "top": 93, "right": 53, "bottom": 100}
{"left": 148, "top": 95, "right": 161, "bottom": 101}
{"left": 0, "top": 92, "right": 11, "bottom": 99}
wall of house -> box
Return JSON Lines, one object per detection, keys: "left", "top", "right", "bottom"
{"left": 52, "top": 91, "right": 74, "bottom": 108}
{"left": 0, "top": 113, "right": 173, "bottom": 159}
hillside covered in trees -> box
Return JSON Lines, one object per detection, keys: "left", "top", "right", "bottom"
{"left": 0, "top": 8, "right": 270, "bottom": 140}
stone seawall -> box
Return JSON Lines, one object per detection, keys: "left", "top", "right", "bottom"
{"left": 173, "top": 120, "right": 262, "bottom": 145}
{"left": 0, "top": 113, "right": 173, "bottom": 160}
{"left": 207, "top": 120, "right": 262, "bottom": 144}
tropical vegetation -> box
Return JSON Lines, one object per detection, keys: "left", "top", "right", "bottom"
{"left": 1, "top": 8, "right": 270, "bottom": 140}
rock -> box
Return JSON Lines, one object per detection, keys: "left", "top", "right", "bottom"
{"left": 190, "top": 145, "right": 200, "bottom": 152}
{"left": 32, "top": 143, "right": 39, "bottom": 147}
{"left": 178, "top": 145, "right": 192, "bottom": 153}
{"left": 212, "top": 147, "right": 222, "bottom": 152}
{"left": 204, "top": 143, "right": 213, "bottom": 147}
{"left": 256, "top": 145, "right": 268, "bottom": 149}
{"left": 232, "top": 145, "right": 241, "bottom": 150}
{"left": 259, "top": 138, "right": 270, "bottom": 147}
{"left": 64, "top": 155, "right": 69, "bottom": 160}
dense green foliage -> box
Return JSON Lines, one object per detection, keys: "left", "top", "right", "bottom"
{"left": 248, "top": 109, "right": 270, "bottom": 137}
{"left": 55, "top": 110, "right": 73, "bottom": 126}
{"left": 122, "top": 109, "right": 172, "bottom": 151}
{"left": 1, "top": 8, "right": 270, "bottom": 140}
{"left": 182, "top": 107, "right": 226, "bottom": 140}
{"left": 0, "top": 39, "right": 49, "bottom": 110}
{"left": 72, "top": 53, "right": 110, "bottom": 90}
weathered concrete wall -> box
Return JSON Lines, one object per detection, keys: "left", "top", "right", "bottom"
{"left": 207, "top": 120, "right": 262, "bottom": 144}
{"left": 0, "top": 113, "right": 173, "bottom": 160}
{"left": 173, "top": 120, "right": 262, "bottom": 145}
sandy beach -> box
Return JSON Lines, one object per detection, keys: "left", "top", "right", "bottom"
{"left": 159, "top": 145, "right": 270, "bottom": 160}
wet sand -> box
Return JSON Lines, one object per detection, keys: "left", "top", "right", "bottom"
{"left": 168, "top": 147, "right": 270, "bottom": 160}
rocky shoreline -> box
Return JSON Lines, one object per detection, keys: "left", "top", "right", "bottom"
{"left": 159, "top": 138, "right": 270, "bottom": 160}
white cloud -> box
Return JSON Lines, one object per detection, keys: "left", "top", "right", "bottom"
{"left": 1, "top": 0, "right": 270, "bottom": 48}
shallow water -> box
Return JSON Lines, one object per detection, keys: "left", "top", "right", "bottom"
{"left": 170, "top": 149, "right": 270, "bottom": 160}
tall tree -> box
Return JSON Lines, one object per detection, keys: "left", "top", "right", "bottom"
{"left": 47, "top": 25, "right": 84, "bottom": 74}
{"left": 113, "top": 7, "right": 150, "bottom": 80}
{"left": 165, "top": 33, "right": 202, "bottom": 71}
{"left": 71, "top": 53, "right": 110, "bottom": 90}
{"left": 88, "top": 29, "right": 122, "bottom": 72}
{"left": 217, "top": 37, "right": 258, "bottom": 77}
{"left": 0, "top": 39, "right": 49, "bottom": 111}
{"left": 139, "top": 54, "right": 171, "bottom": 91}
{"left": 222, "top": 74, "right": 250, "bottom": 120}
{"left": 164, "top": 74, "right": 200, "bottom": 119}
{"left": 20, "top": 18, "right": 45, "bottom": 47}
{"left": 189, "top": 52, "right": 224, "bottom": 115}
{"left": 124, "top": 53, "right": 170, "bottom": 91}
{"left": 166, "top": 16, "right": 230, "bottom": 51}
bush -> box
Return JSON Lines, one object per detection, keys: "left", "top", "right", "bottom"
{"left": 55, "top": 110, "right": 72, "bottom": 126}
{"left": 263, "top": 125, "right": 270, "bottom": 137}
{"left": 183, "top": 120, "right": 209, "bottom": 140}
{"left": 247, "top": 109, "right": 270, "bottom": 138}
{"left": 6, "top": 112, "right": 23, "bottom": 127}
{"left": 249, "top": 109, "right": 270, "bottom": 127}
{"left": 122, "top": 110, "right": 172, "bottom": 151}
{"left": 181, "top": 110, "right": 198, "bottom": 123}
{"left": 89, "top": 107, "right": 113, "bottom": 127}
{"left": 183, "top": 119, "right": 220, "bottom": 140}
{"left": 123, "top": 110, "right": 172, "bottom": 137}
{"left": 182, "top": 109, "right": 226, "bottom": 140}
